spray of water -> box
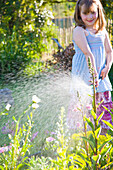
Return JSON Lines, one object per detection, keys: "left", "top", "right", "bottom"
{"left": 0, "top": 70, "right": 92, "bottom": 153}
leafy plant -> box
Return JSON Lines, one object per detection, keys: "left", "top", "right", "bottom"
{"left": 71, "top": 58, "right": 113, "bottom": 169}
{"left": 0, "top": 95, "right": 41, "bottom": 169}
{"left": 0, "top": 0, "right": 56, "bottom": 76}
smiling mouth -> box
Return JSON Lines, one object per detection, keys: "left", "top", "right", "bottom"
{"left": 87, "top": 19, "right": 94, "bottom": 22}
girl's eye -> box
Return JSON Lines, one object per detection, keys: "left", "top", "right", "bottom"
{"left": 82, "top": 12, "right": 87, "bottom": 15}
{"left": 91, "top": 11, "right": 96, "bottom": 14}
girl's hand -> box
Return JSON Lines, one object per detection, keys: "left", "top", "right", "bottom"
{"left": 100, "top": 66, "right": 109, "bottom": 80}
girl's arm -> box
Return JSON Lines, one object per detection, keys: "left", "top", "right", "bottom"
{"left": 100, "top": 30, "right": 113, "bottom": 80}
{"left": 73, "top": 26, "right": 98, "bottom": 86}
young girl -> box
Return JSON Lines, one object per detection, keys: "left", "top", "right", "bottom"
{"left": 69, "top": 0, "right": 113, "bottom": 133}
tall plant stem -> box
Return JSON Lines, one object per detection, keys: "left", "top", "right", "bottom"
{"left": 93, "top": 72, "right": 98, "bottom": 170}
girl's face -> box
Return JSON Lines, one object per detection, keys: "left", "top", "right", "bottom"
{"left": 80, "top": 3, "right": 98, "bottom": 28}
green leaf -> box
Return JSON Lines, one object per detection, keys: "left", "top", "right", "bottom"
{"left": 99, "top": 137, "right": 113, "bottom": 152}
{"left": 78, "top": 152, "right": 88, "bottom": 159}
{"left": 92, "top": 154, "right": 100, "bottom": 162}
{"left": 73, "top": 155, "right": 86, "bottom": 168}
{"left": 91, "top": 110, "right": 97, "bottom": 120}
{"left": 0, "top": 112, "right": 8, "bottom": 116}
{"left": 101, "top": 161, "right": 113, "bottom": 169}
{"left": 107, "top": 129, "right": 113, "bottom": 136}
{"left": 102, "top": 120, "right": 113, "bottom": 131}
{"left": 13, "top": 116, "right": 17, "bottom": 122}
{"left": 97, "top": 111, "right": 104, "bottom": 124}
{"left": 96, "top": 100, "right": 104, "bottom": 109}
{"left": 81, "top": 136, "right": 95, "bottom": 150}
{"left": 85, "top": 117, "right": 94, "bottom": 131}
{"left": 94, "top": 126, "right": 101, "bottom": 139}
{"left": 30, "top": 112, "right": 32, "bottom": 119}
{"left": 102, "top": 105, "right": 113, "bottom": 122}
{"left": 78, "top": 152, "right": 91, "bottom": 167}
{"left": 89, "top": 133, "right": 96, "bottom": 148}
{"left": 100, "top": 145, "right": 112, "bottom": 160}
{"left": 17, "top": 163, "right": 23, "bottom": 169}
{"left": 0, "top": 165, "right": 4, "bottom": 170}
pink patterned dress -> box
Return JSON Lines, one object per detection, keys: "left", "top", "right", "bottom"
{"left": 96, "top": 91, "right": 113, "bottom": 129}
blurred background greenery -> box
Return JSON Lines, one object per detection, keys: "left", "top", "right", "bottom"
{"left": 0, "top": 0, "right": 112, "bottom": 79}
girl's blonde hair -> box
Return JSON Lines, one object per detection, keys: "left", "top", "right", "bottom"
{"left": 74, "top": 0, "right": 106, "bottom": 32}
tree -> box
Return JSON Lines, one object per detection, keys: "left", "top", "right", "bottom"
{"left": 0, "top": 0, "right": 55, "bottom": 75}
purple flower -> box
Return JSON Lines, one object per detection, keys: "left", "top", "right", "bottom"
{"left": 12, "top": 121, "right": 14, "bottom": 125}
{"left": 31, "top": 131, "right": 38, "bottom": 142}
{"left": 46, "top": 137, "right": 55, "bottom": 142}
{"left": 51, "top": 132, "right": 56, "bottom": 135}
{"left": 45, "top": 130, "right": 49, "bottom": 134}
{"left": 2, "top": 126, "right": 6, "bottom": 131}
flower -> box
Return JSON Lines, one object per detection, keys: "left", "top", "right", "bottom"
{"left": 86, "top": 104, "right": 92, "bottom": 110}
{"left": 0, "top": 145, "right": 11, "bottom": 153}
{"left": 76, "top": 122, "right": 81, "bottom": 128}
{"left": 31, "top": 131, "right": 38, "bottom": 142}
{"left": 51, "top": 132, "right": 56, "bottom": 135}
{"left": 32, "top": 103, "right": 39, "bottom": 109}
{"left": 72, "top": 107, "right": 78, "bottom": 112}
{"left": 32, "top": 95, "right": 41, "bottom": 103}
{"left": 46, "top": 137, "right": 55, "bottom": 142}
{"left": 45, "top": 130, "right": 49, "bottom": 134}
{"left": 73, "top": 104, "right": 81, "bottom": 112}
{"left": 0, "top": 147, "right": 4, "bottom": 153}
{"left": 5, "top": 104, "right": 11, "bottom": 111}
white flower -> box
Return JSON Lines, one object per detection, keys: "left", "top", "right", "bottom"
{"left": 5, "top": 104, "right": 11, "bottom": 111}
{"left": 35, "top": 8, "right": 39, "bottom": 14}
{"left": 47, "top": 19, "right": 52, "bottom": 26}
{"left": 32, "top": 103, "right": 39, "bottom": 109}
{"left": 32, "top": 95, "right": 41, "bottom": 103}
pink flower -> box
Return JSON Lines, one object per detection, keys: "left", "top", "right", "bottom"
{"left": 76, "top": 122, "right": 81, "bottom": 128}
{"left": 0, "top": 146, "right": 8, "bottom": 153}
{"left": 46, "top": 137, "right": 55, "bottom": 142}
{"left": 86, "top": 104, "right": 92, "bottom": 110}
{"left": 73, "top": 104, "right": 81, "bottom": 112}
{"left": 0, "top": 144, "right": 12, "bottom": 153}
{"left": 0, "top": 147, "right": 4, "bottom": 153}
{"left": 8, "top": 145, "right": 12, "bottom": 150}
{"left": 4, "top": 146, "right": 8, "bottom": 152}
{"left": 73, "top": 107, "right": 78, "bottom": 112}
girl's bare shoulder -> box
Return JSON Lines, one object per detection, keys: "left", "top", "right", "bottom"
{"left": 73, "top": 26, "right": 85, "bottom": 34}
{"left": 73, "top": 26, "right": 86, "bottom": 39}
